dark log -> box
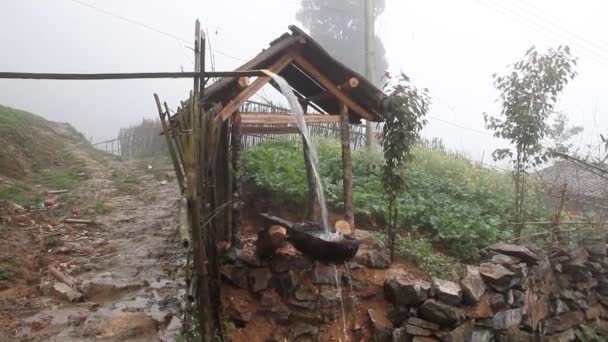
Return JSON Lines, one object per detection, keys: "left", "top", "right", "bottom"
{"left": 288, "top": 222, "right": 359, "bottom": 263}
{"left": 340, "top": 103, "right": 354, "bottom": 229}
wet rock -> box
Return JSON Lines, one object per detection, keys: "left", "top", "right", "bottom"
{"left": 432, "top": 278, "right": 462, "bottom": 305}
{"left": 545, "top": 310, "right": 584, "bottom": 334}
{"left": 51, "top": 281, "right": 83, "bottom": 302}
{"left": 368, "top": 309, "right": 392, "bottom": 342}
{"left": 82, "top": 272, "right": 145, "bottom": 300}
{"left": 491, "top": 254, "right": 520, "bottom": 266}
{"left": 506, "top": 289, "right": 524, "bottom": 307}
{"left": 392, "top": 327, "right": 408, "bottom": 342}
{"left": 411, "top": 337, "right": 439, "bottom": 342}
{"left": 546, "top": 329, "right": 575, "bottom": 342}
{"left": 271, "top": 270, "right": 298, "bottom": 298}
{"left": 488, "top": 243, "right": 541, "bottom": 265}
{"left": 310, "top": 263, "right": 336, "bottom": 285}
{"left": 354, "top": 248, "right": 390, "bottom": 269}
{"left": 290, "top": 322, "right": 319, "bottom": 341}
{"left": 319, "top": 287, "right": 341, "bottom": 309}
{"left": 492, "top": 308, "right": 522, "bottom": 331}
{"left": 508, "top": 263, "right": 528, "bottom": 279}
{"left": 289, "top": 298, "right": 318, "bottom": 311}
{"left": 435, "top": 320, "right": 473, "bottom": 342}
{"left": 560, "top": 289, "right": 588, "bottom": 309}
{"left": 290, "top": 310, "right": 321, "bottom": 325}
{"left": 384, "top": 276, "right": 430, "bottom": 307}
{"left": 248, "top": 268, "right": 272, "bottom": 293}
{"left": 269, "top": 247, "right": 312, "bottom": 273}
{"left": 97, "top": 312, "right": 157, "bottom": 339}
{"left": 405, "top": 323, "right": 432, "bottom": 336}
{"left": 582, "top": 239, "right": 606, "bottom": 257}
{"left": 460, "top": 265, "right": 485, "bottom": 304}
{"left": 471, "top": 328, "right": 492, "bottom": 342}
{"left": 585, "top": 305, "right": 601, "bottom": 320}
{"left": 220, "top": 263, "right": 248, "bottom": 288}
{"left": 387, "top": 305, "right": 409, "bottom": 327}
{"left": 407, "top": 317, "right": 440, "bottom": 331}
{"left": 419, "top": 299, "right": 465, "bottom": 328}
{"left": 294, "top": 283, "right": 319, "bottom": 302}
{"left": 227, "top": 299, "right": 254, "bottom": 327}
{"left": 479, "top": 263, "right": 517, "bottom": 292}
{"left": 467, "top": 294, "right": 492, "bottom": 319}
{"left": 237, "top": 249, "right": 263, "bottom": 268}
{"left": 487, "top": 292, "right": 508, "bottom": 312}
{"left": 259, "top": 290, "right": 281, "bottom": 307}
{"left": 551, "top": 297, "right": 570, "bottom": 315}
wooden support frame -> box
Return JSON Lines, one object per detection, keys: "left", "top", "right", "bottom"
{"left": 290, "top": 52, "right": 377, "bottom": 121}
{"left": 340, "top": 103, "right": 354, "bottom": 229}
{"left": 240, "top": 113, "right": 340, "bottom": 125}
{"left": 301, "top": 77, "right": 359, "bottom": 104}
{"left": 154, "top": 93, "right": 186, "bottom": 194}
{"left": 216, "top": 54, "right": 294, "bottom": 121}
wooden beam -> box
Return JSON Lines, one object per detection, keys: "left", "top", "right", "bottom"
{"left": 290, "top": 53, "right": 377, "bottom": 121}
{"left": 241, "top": 126, "right": 301, "bottom": 135}
{"left": 240, "top": 113, "right": 340, "bottom": 125}
{"left": 216, "top": 54, "right": 293, "bottom": 121}
{"left": 340, "top": 103, "right": 354, "bottom": 229}
{"left": 301, "top": 77, "right": 359, "bottom": 104}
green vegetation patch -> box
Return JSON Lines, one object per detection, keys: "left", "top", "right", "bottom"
{"left": 111, "top": 170, "right": 139, "bottom": 193}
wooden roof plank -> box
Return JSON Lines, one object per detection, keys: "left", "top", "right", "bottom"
{"left": 240, "top": 113, "right": 340, "bottom": 125}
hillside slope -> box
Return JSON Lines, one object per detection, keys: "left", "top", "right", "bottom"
{"left": 0, "top": 105, "right": 85, "bottom": 180}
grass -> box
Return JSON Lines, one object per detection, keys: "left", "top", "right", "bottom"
{"left": 93, "top": 200, "right": 112, "bottom": 215}
{"left": 0, "top": 267, "right": 13, "bottom": 281}
{"left": 0, "top": 180, "right": 41, "bottom": 207}
{"left": 111, "top": 170, "right": 139, "bottom": 193}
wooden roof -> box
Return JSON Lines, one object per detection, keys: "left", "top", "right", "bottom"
{"left": 203, "top": 25, "right": 385, "bottom": 123}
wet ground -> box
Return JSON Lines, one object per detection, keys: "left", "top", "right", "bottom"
{"left": 0, "top": 149, "right": 185, "bottom": 341}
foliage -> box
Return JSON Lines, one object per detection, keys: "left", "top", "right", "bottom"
{"left": 484, "top": 45, "right": 577, "bottom": 236}
{"left": 111, "top": 170, "right": 139, "bottom": 193}
{"left": 0, "top": 267, "right": 13, "bottom": 281}
{"left": 379, "top": 72, "right": 430, "bottom": 260}
{"left": 296, "top": 0, "right": 388, "bottom": 82}
{"left": 575, "top": 324, "right": 606, "bottom": 342}
{"left": 242, "top": 140, "right": 549, "bottom": 260}
{"left": 546, "top": 112, "right": 583, "bottom": 155}
{"left": 0, "top": 180, "right": 41, "bottom": 207}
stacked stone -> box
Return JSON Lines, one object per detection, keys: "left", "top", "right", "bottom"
{"left": 381, "top": 240, "right": 608, "bottom": 342}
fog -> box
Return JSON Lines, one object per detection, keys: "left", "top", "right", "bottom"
{"left": 0, "top": 0, "right": 606, "bottom": 167}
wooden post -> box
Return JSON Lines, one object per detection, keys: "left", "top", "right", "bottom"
{"left": 231, "top": 112, "right": 242, "bottom": 248}
{"left": 340, "top": 103, "right": 354, "bottom": 229}
{"left": 550, "top": 183, "right": 568, "bottom": 252}
{"left": 154, "top": 94, "right": 186, "bottom": 194}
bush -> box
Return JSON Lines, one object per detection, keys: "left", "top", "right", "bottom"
{"left": 242, "top": 140, "right": 553, "bottom": 261}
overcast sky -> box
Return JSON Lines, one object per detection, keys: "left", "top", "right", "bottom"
{"left": 1, "top": 0, "right": 607, "bottom": 166}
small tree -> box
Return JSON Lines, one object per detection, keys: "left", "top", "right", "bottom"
{"left": 547, "top": 112, "right": 583, "bottom": 155}
{"left": 380, "top": 72, "right": 430, "bottom": 261}
{"left": 484, "top": 46, "right": 577, "bottom": 237}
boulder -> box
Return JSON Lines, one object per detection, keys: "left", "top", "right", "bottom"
{"left": 405, "top": 323, "right": 432, "bottom": 337}
{"left": 392, "top": 327, "right": 408, "bottom": 342}
{"left": 290, "top": 323, "right": 319, "bottom": 341}
{"left": 460, "top": 266, "right": 486, "bottom": 304}
{"left": 310, "top": 263, "right": 336, "bottom": 285}
{"left": 491, "top": 254, "right": 521, "bottom": 266}
{"left": 220, "top": 264, "right": 248, "bottom": 288}
{"left": 471, "top": 328, "right": 492, "bottom": 342}
{"left": 294, "top": 283, "right": 319, "bottom": 302}
{"left": 546, "top": 329, "right": 575, "bottom": 342}
{"left": 435, "top": 320, "right": 473, "bottom": 342}
{"left": 432, "top": 278, "right": 462, "bottom": 305}
{"left": 492, "top": 308, "right": 522, "bottom": 331}
{"left": 387, "top": 305, "right": 410, "bottom": 327}
{"left": 419, "top": 299, "right": 465, "bottom": 328}
{"left": 487, "top": 292, "right": 508, "bottom": 312}
{"left": 97, "top": 312, "right": 157, "bottom": 339}
{"left": 479, "top": 263, "right": 517, "bottom": 292}
{"left": 585, "top": 305, "right": 601, "bottom": 320}
{"left": 368, "top": 309, "right": 392, "bottom": 342}
{"left": 354, "top": 247, "right": 391, "bottom": 269}
{"left": 488, "top": 243, "right": 541, "bottom": 265}
{"left": 226, "top": 298, "right": 254, "bottom": 327}
{"left": 467, "top": 294, "right": 493, "bottom": 319}
{"left": 82, "top": 272, "right": 145, "bottom": 301}
{"left": 411, "top": 337, "right": 439, "bottom": 342}
{"left": 50, "top": 282, "right": 83, "bottom": 302}
{"left": 384, "top": 276, "right": 431, "bottom": 307}
{"left": 248, "top": 268, "right": 272, "bottom": 293}
{"left": 545, "top": 310, "right": 584, "bottom": 334}
{"left": 582, "top": 239, "right": 606, "bottom": 257}
{"left": 271, "top": 270, "right": 298, "bottom": 298}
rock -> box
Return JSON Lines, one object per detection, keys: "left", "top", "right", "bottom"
{"left": 237, "top": 249, "right": 263, "bottom": 268}
{"left": 294, "top": 283, "right": 318, "bottom": 302}
{"left": 492, "top": 308, "right": 522, "bottom": 331}
{"left": 220, "top": 263, "right": 248, "bottom": 288}
{"left": 82, "top": 273, "right": 145, "bottom": 300}
{"left": 290, "top": 322, "right": 319, "bottom": 341}
{"left": 387, "top": 305, "right": 410, "bottom": 327}
{"left": 405, "top": 323, "right": 432, "bottom": 336}
{"left": 248, "top": 268, "right": 272, "bottom": 293}
{"left": 585, "top": 305, "right": 601, "bottom": 320}
{"left": 50, "top": 282, "right": 83, "bottom": 302}
{"left": 355, "top": 229, "right": 385, "bottom": 248}
{"left": 583, "top": 239, "right": 606, "bottom": 257}
{"left": 407, "top": 317, "right": 440, "bottom": 331}
{"left": 310, "top": 263, "right": 336, "bottom": 285}
{"left": 487, "top": 292, "right": 508, "bottom": 312}
{"left": 290, "top": 310, "right": 322, "bottom": 325}
{"left": 289, "top": 298, "right": 318, "bottom": 311}
{"left": 419, "top": 299, "right": 465, "bottom": 328}
{"left": 432, "top": 278, "right": 462, "bottom": 305}
{"left": 488, "top": 243, "right": 541, "bottom": 265}
{"left": 460, "top": 266, "right": 486, "bottom": 304}
{"left": 471, "top": 328, "right": 492, "bottom": 342}
{"left": 259, "top": 290, "right": 281, "bottom": 307}
{"left": 551, "top": 297, "right": 570, "bottom": 315}
{"left": 226, "top": 298, "right": 254, "bottom": 327}
{"left": 545, "top": 310, "right": 584, "bottom": 334}
{"left": 479, "top": 263, "right": 517, "bottom": 292}
{"left": 97, "top": 312, "right": 157, "bottom": 339}
{"left": 467, "top": 293, "right": 492, "bottom": 319}
{"left": 546, "top": 329, "right": 575, "bottom": 342}
{"left": 491, "top": 254, "right": 520, "bottom": 265}
{"left": 319, "top": 287, "right": 341, "bottom": 310}
{"left": 368, "top": 309, "right": 392, "bottom": 342}
{"left": 525, "top": 291, "right": 549, "bottom": 331}
{"left": 411, "top": 338, "right": 439, "bottom": 342}
{"left": 392, "top": 327, "right": 408, "bottom": 342}
{"left": 269, "top": 247, "right": 312, "bottom": 273}
{"left": 508, "top": 263, "right": 528, "bottom": 279}
{"left": 435, "top": 320, "right": 473, "bottom": 342}
{"left": 560, "top": 289, "right": 588, "bottom": 309}
{"left": 354, "top": 247, "right": 390, "bottom": 269}
{"left": 271, "top": 270, "right": 298, "bottom": 298}
{"left": 384, "top": 276, "right": 430, "bottom": 307}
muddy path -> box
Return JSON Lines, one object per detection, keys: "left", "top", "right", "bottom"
{"left": 1, "top": 148, "right": 185, "bottom": 341}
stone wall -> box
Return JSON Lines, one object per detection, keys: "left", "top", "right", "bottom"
{"left": 383, "top": 240, "right": 608, "bottom": 341}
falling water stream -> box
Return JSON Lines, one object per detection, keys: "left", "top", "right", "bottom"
{"left": 263, "top": 71, "right": 349, "bottom": 339}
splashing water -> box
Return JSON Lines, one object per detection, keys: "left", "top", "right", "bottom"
{"left": 262, "top": 71, "right": 331, "bottom": 233}
{"left": 263, "top": 71, "right": 348, "bottom": 339}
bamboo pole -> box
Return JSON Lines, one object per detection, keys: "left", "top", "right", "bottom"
{"left": 155, "top": 94, "right": 186, "bottom": 194}
{"left": 178, "top": 197, "right": 190, "bottom": 248}
{"left": 340, "top": 103, "right": 354, "bottom": 229}
{"left": 230, "top": 112, "right": 242, "bottom": 248}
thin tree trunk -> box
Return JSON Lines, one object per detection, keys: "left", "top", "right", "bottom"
{"left": 231, "top": 113, "right": 242, "bottom": 248}
{"left": 340, "top": 103, "right": 354, "bottom": 229}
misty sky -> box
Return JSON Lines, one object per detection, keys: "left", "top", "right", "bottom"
{"left": 1, "top": 0, "right": 607, "bottom": 167}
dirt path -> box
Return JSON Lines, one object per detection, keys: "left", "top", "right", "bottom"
{"left": 2, "top": 149, "right": 185, "bottom": 341}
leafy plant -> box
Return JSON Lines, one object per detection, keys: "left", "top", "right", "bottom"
{"left": 379, "top": 72, "right": 429, "bottom": 261}
{"left": 575, "top": 324, "right": 606, "bottom": 342}
{"left": 484, "top": 45, "right": 577, "bottom": 236}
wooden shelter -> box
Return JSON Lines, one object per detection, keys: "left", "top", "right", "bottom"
{"left": 153, "top": 24, "right": 386, "bottom": 340}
